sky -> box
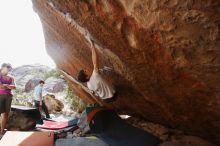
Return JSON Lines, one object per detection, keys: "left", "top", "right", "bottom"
{"left": 0, "top": 0, "right": 55, "bottom": 68}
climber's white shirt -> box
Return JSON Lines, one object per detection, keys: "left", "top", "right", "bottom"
{"left": 87, "top": 70, "right": 115, "bottom": 99}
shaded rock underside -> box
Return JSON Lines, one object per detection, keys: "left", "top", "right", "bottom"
{"left": 32, "top": 0, "right": 220, "bottom": 144}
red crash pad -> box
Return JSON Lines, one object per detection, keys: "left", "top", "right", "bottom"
{"left": 0, "top": 131, "right": 54, "bottom": 146}
{"left": 36, "top": 120, "right": 69, "bottom": 130}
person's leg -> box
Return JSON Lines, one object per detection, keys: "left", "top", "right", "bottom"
{"left": 0, "top": 95, "right": 5, "bottom": 133}
{"left": 34, "top": 100, "right": 40, "bottom": 109}
{"left": 1, "top": 112, "right": 9, "bottom": 134}
{"left": 0, "top": 114, "right": 3, "bottom": 134}
{"left": 103, "top": 92, "right": 118, "bottom": 103}
{"left": 42, "top": 101, "right": 50, "bottom": 118}
{"left": 1, "top": 95, "right": 12, "bottom": 134}
{"left": 34, "top": 100, "right": 44, "bottom": 124}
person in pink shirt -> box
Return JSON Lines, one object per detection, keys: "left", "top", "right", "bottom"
{"left": 0, "top": 63, "right": 16, "bottom": 134}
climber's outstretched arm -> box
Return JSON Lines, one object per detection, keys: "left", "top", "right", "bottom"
{"left": 91, "top": 40, "right": 99, "bottom": 71}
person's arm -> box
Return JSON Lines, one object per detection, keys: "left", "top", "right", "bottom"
{"left": 0, "top": 84, "right": 7, "bottom": 89}
{"left": 4, "top": 78, "right": 16, "bottom": 90}
{"left": 89, "top": 89, "right": 95, "bottom": 94}
{"left": 90, "top": 40, "right": 99, "bottom": 72}
{"left": 39, "top": 89, "right": 43, "bottom": 106}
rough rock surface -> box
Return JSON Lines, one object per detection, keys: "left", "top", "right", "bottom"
{"left": 127, "top": 117, "right": 216, "bottom": 146}
{"left": 44, "top": 94, "right": 64, "bottom": 113}
{"left": 6, "top": 106, "right": 41, "bottom": 131}
{"left": 160, "top": 136, "right": 215, "bottom": 146}
{"left": 12, "top": 64, "right": 50, "bottom": 89}
{"left": 32, "top": 0, "right": 220, "bottom": 144}
{"left": 44, "top": 77, "right": 67, "bottom": 93}
{"left": 13, "top": 65, "right": 67, "bottom": 93}
{"left": 25, "top": 78, "right": 42, "bottom": 92}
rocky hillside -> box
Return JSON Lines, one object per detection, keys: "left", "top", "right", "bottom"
{"left": 12, "top": 64, "right": 51, "bottom": 89}
{"left": 11, "top": 64, "right": 79, "bottom": 113}
{"left": 32, "top": 0, "right": 220, "bottom": 144}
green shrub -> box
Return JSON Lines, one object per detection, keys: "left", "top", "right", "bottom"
{"left": 43, "top": 69, "right": 60, "bottom": 80}
{"left": 65, "top": 87, "right": 80, "bottom": 110}
{"left": 12, "top": 89, "right": 33, "bottom": 106}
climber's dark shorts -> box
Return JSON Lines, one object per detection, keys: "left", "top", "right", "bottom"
{"left": 103, "top": 92, "right": 118, "bottom": 103}
{"left": 0, "top": 94, "right": 12, "bottom": 114}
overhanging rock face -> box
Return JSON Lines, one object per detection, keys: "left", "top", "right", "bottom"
{"left": 32, "top": 0, "right": 220, "bottom": 144}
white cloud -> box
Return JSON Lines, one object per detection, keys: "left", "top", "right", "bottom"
{"left": 0, "top": 0, "right": 55, "bottom": 68}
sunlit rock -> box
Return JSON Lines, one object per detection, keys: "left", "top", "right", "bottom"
{"left": 44, "top": 94, "right": 64, "bottom": 113}
{"left": 32, "top": 0, "right": 220, "bottom": 144}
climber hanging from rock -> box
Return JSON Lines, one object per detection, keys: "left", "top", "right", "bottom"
{"left": 77, "top": 39, "right": 117, "bottom": 103}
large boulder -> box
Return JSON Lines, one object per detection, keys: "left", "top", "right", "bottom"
{"left": 160, "top": 136, "right": 215, "bottom": 146}
{"left": 6, "top": 106, "right": 41, "bottom": 131}
{"left": 32, "top": 0, "right": 220, "bottom": 144}
{"left": 12, "top": 64, "right": 51, "bottom": 89}
{"left": 44, "top": 94, "right": 64, "bottom": 113}
{"left": 44, "top": 77, "right": 67, "bottom": 93}
{"left": 24, "top": 76, "right": 67, "bottom": 94}
{"left": 25, "top": 78, "right": 42, "bottom": 92}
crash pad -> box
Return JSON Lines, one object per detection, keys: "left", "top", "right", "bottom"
{"left": 89, "top": 110, "right": 160, "bottom": 146}
{"left": 37, "top": 121, "right": 69, "bottom": 130}
{"left": 11, "top": 105, "right": 37, "bottom": 111}
{"left": 48, "top": 116, "right": 79, "bottom": 127}
{"left": 55, "top": 137, "right": 109, "bottom": 146}
{"left": 36, "top": 125, "right": 77, "bottom": 133}
{"left": 77, "top": 106, "right": 108, "bottom": 134}
{"left": 0, "top": 131, "right": 54, "bottom": 146}
{"left": 36, "top": 118, "right": 78, "bottom": 130}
